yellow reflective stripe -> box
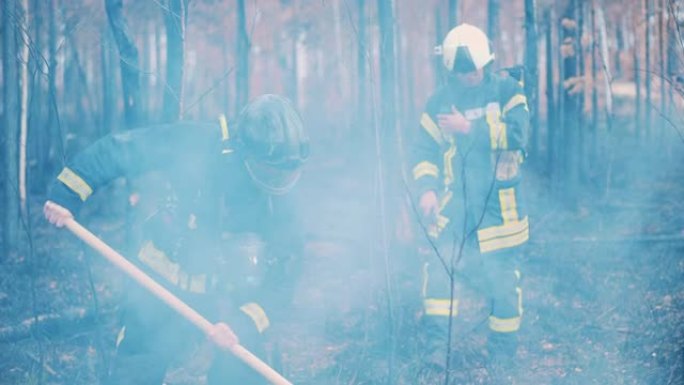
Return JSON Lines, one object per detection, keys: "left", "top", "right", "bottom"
{"left": 502, "top": 94, "right": 528, "bottom": 116}
{"left": 57, "top": 167, "right": 93, "bottom": 201}
{"left": 478, "top": 225, "right": 529, "bottom": 253}
{"left": 240, "top": 303, "right": 270, "bottom": 333}
{"left": 424, "top": 298, "right": 459, "bottom": 317}
{"left": 516, "top": 286, "right": 524, "bottom": 316}
{"left": 436, "top": 214, "right": 449, "bottom": 230}
{"left": 219, "top": 114, "right": 230, "bottom": 141}
{"left": 137, "top": 241, "right": 206, "bottom": 293}
{"left": 116, "top": 326, "right": 126, "bottom": 348}
{"left": 178, "top": 271, "right": 207, "bottom": 293}
{"left": 486, "top": 107, "right": 508, "bottom": 150}
{"left": 489, "top": 315, "right": 521, "bottom": 332}
{"left": 477, "top": 216, "right": 529, "bottom": 242}
{"left": 443, "top": 144, "right": 457, "bottom": 185}
{"left": 427, "top": 226, "right": 439, "bottom": 239}
{"left": 439, "top": 190, "right": 453, "bottom": 212}
{"left": 499, "top": 188, "right": 519, "bottom": 224}
{"left": 420, "top": 113, "right": 444, "bottom": 145}
{"left": 421, "top": 262, "right": 429, "bottom": 297}
{"left": 412, "top": 161, "right": 439, "bottom": 180}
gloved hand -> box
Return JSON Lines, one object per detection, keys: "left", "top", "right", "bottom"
{"left": 43, "top": 200, "right": 74, "bottom": 227}
{"left": 437, "top": 106, "right": 472, "bottom": 134}
{"left": 207, "top": 322, "right": 240, "bottom": 350}
{"left": 419, "top": 190, "right": 439, "bottom": 220}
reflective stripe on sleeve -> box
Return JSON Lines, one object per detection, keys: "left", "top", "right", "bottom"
{"left": 502, "top": 94, "right": 528, "bottom": 116}
{"left": 239, "top": 302, "right": 270, "bottom": 333}
{"left": 57, "top": 167, "right": 93, "bottom": 201}
{"left": 137, "top": 241, "right": 206, "bottom": 294}
{"left": 412, "top": 161, "right": 439, "bottom": 180}
{"left": 443, "top": 144, "right": 457, "bottom": 186}
{"left": 486, "top": 103, "right": 508, "bottom": 150}
{"left": 420, "top": 113, "right": 445, "bottom": 145}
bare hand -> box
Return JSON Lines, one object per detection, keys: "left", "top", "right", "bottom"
{"left": 419, "top": 190, "right": 439, "bottom": 219}
{"left": 437, "top": 106, "right": 471, "bottom": 134}
{"left": 43, "top": 200, "right": 74, "bottom": 228}
{"left": 208, "top": 322, "right": 239, "bottom": 350}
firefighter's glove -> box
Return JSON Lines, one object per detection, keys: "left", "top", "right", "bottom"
{"left": 208, "top": 322, "right": 239, "bottom": 350}
{"left": 43, "top": 200, "right": 74, "bottom": 228}
{"left": 419, "top": 190, "right": 439, "bottom": 221}
{"left": 495, "top": 150, "right": 523, "bottom": 182}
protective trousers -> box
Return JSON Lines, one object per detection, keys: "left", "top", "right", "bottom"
{"left": 105, "top": 285, "right": 268, "bottom": 385}
{"left": 419, "top": 186, "right": 526, "bottom": 365}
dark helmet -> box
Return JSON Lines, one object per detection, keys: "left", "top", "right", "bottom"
{"left": 235, "top": 94, "right": 309, "bottom": 194}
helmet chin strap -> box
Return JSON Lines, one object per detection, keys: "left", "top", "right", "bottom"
{"left": 244, "top": 160, "right": 302, "bottom": 195}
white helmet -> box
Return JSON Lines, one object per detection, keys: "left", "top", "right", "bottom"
{"left": 441, "top": 24, "right": 494, "bottom": 73}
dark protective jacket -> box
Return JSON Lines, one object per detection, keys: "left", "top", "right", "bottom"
{"left": 410, "top": 72, "right": 530, "bottom": 252}
{"left": 48, "top": 120, "right": 303, "bottom": 333}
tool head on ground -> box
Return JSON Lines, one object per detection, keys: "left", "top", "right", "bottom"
{"left": 235, "top": 94, "right": 310, "bottom": 195}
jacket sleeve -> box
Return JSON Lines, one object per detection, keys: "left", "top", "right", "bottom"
{"left": 499, "top": 77, "right": 530, "bottom": 153}
{"left": 47, "top": 123, "right": 216, "bottom": 213}
{"left": 409, "top": 94, "right": 446, "bottom": 198}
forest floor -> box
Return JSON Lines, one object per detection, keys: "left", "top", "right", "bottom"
{"left": 1, "top": 136, "right": 683, "bottom": 385}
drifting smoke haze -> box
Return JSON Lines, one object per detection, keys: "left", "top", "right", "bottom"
{"left": 0, "top": 0, "right": 683, "bottom": 384}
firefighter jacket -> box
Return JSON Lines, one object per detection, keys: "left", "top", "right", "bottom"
{"left": 48, "top": 121, "right": 304, "bottom": 334}
{"left": 410, "top": 72, "right": 530, "bottom": 253}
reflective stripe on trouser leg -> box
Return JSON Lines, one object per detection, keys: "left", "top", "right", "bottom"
{"left": 489, "top": 268, "right": 523, "bottom": 333}
{"left": 421, "top": 261, "right": 459, "bottom": 317}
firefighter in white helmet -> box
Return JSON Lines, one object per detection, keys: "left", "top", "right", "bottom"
{"left": 409, "top": 23, "right": 529, "bottom": 378}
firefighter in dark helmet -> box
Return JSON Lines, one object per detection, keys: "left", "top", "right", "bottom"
{"left": 409, "top": 23, "right": 529, "bottom": 376}
{"left": 44, "top": 94, "right": 309, "bottom": 384}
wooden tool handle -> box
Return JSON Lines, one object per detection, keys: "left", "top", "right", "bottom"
{"left": 64, "top": 218, "right": 292, "bottom": 385}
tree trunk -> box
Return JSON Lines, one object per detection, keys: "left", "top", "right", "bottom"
{"left": 377, "top": 0, "right": 398, "bottom": 166}
{"left": 524, "top": 0, "right": 539, "bottom": 158}
{"left": 3, "top": 0, "right": 21, "bottom": 257}
{"left": 487, "top": 0, "right": 500, "bottom": 55}
{"left": 560, "top": 0, "right": 580, "bottom": 197}
{"left": 356, "top": 0, "right": 367, "bottom": 131}
{"left": 28, "top": 0, "right": 45, "bottom": 193}
{"left": 657, "top": 0, "right": 665, "bottom": 140}
{"left": 590, "top": 0, "right": 598, "bottom": 167}
{"left": 140, "top": 21, "right": 151, "bottom": 124}
{"left": 644, "top": 0, "right": 653, "bottom": 138}
{"left": 101, "top": 27, "right": 116, "bottom": 136}
{"left": 376, "top": 0, "right": 398, "bottom": 381}
{"left": 235, "top": 0, "right": 249, "bottom": 112}
{"left": 666, "top": 0, "right": 680, "bottom": 126}
{"left": 47, "top": 0, "right": 63, "bottom": 165}
{"left": 576, "top": 0, "right": 586, "bottom": 182}
{"left": 634, "top": 15, "right": 642, "bottom": 137}
{"left": 545, "top": 8, "right": 556, "bottom": 175}
{"left": 162, "top": 0, "right": 186, "bottom": 123}
{"left": 18, "top": 0, "right": 30, "bottom": 215}
{"left": 105, "top": 0, "right": 141, "bottom": 128}
{"left": 596, "top": 6, "right": 612, "bottom": 125}
{"left": 614, "top": 17, "right": 624, "bottom": 78}
{"left": 433, "top": 5, "right": 444, "bottom": 88}
{"left": 448, "top": 0, "right": 458, "bottom": 28}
